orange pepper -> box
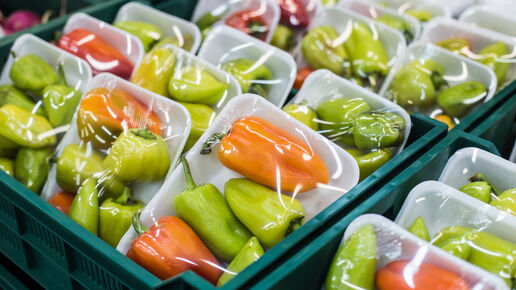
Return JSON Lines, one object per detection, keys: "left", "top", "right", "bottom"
{"left": 434, "top": 114, "right": 455, "bottom": 130}
{"left": 204, "top": 116, "right": 329, "bottom": 193}
{"left": 294, "top": 67, "right": 313, "bottom": 90}
{"left": 127, "top": 214, "right": 222, "bottom": 284}
{"left": 77, "top": 87, "right": 162, "bottom": 149}
{"left": 376, "top": 260, "right": 470, "bottom": 290}
{"left": 48, "top": 191, "right": 75, "bottom": 215}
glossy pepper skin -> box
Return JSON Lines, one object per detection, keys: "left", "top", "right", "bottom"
{"left": 459, "top": 181, "right": 491, "bottom": 203}
{"left": 77, "top": 88, "right": 162, "bottom": 149}
{"left": 0, "top": 135, "right": 18, "bottom": 158}
{"left": 217, "top": 236, "right": 264, "bottom": 287}
{"left": 436, "top": 38, "right": 471, "bottom": 56}
{"left": 478, "top": 42, "right": 509, "bottom": 88}
{"left": 180, "top": 102, "right": 216, "bottom": 152}
{"left": 225, "top": 178, "right": 305, "bottom": 249}
{"left": 69, "top": 178, "right": 99, "bottom": 235}
{"left": 153, "top": 34, "right": 194, "bottom": 52}
{"left": 15, "top": 147, "right": 52, "bottom": 194}
{"left": 407, "top": 216, "right": 431, "bottom": 242}
{"left": 0, "top": 157, "right": 14, "bottom": 176}
{"left": 353, "top": 112, "right": 405, "bottom": 150}
{"left": 56, "top": 144, "right": 127, "bottom": 200}
{"left": 0, "top": 104, "right": 56, "bottom": 148}
{"left": 345, "top": 148, "right": 391, "bottom": 181}
{"left": 203, "top": 116, "right": 329, "bottom": 193}
{"left": 276, "top": 0, "right": 309, "bottom": 29}
{"left": 130, "top": 46, "right": 176, "bottom": 98}
{"left": 375, "top": 14, "right": 413, "bottom": 43}
{"left": 221, "top": 58, "right": 272, "bottom": 99}
{"left": 225, "top": 10, "right": 268, "bottom": 41}
{"left": 0, "top": 84, "right": 46, "bottom": 116}
{"left": 196, "top": 11, "right": 226, "bottom": 40}
{"left": 271, "top": 24, "right": 293, "bottom": 51}
{"left": 437, "top": 81, "right": 487, "bottom": 118}
{"left": 376, "top": 260, "right": 470, "bottom": 290}
{"left": 326, "top": 225, "right": 376, "bottom": 290}
{"left": 10, "top": 54, "right": 58, "bottom": 94}
{"left": 42, "top": 66, "right": 81, "bottom": 128}
{"left": 174, "top": 157, "right": 251, "bottom": 261}
{"left": 490, "top": 188, "right": 516, "bottom": 216}
{"left": 302, "top": 26, "right": 350, "bottom": 76}
{"left": 168, "top": 67, "right": 228, "bottom": 105}
{"left": 114, "top": 21, "right": 162, "bottom": 52}
{"left": 103, "top": 129, "right": 170, "bottom": 182}
{"left": 58, "top": 28, "right": 134, "bottom": 79}
{"left": 99, "top": 188, "right": 143, "bottom": 248}
{"left": 127, "top": 212, "right": 222, "bottom": 284}
{"left": 282, "top": 101, "right": 319, "bottom": 131}
{"left": 48, "top": 191, "right": 75, "bottom": 215}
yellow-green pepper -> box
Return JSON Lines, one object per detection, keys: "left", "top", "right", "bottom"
{"left": 180, "top": 102, "right": 216, "bottom": 152}
{"left": 10, "top": 53, "right": 58, "bottom": 94}
{"left": 114, "top": 21, "right": 163, "bottom": 52}
{"left": 15, "top": 147, "right": 52, "bottom": 194}
{"left": 168, "top": 66, "right": 228, "bottom": 105}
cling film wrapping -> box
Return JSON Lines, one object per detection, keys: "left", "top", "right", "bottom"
{"left": 41, "top": 72, "right": 191, "bottom": 249}
{"left": 116, "top": 94, "right": 360, "bottom": 286}
{"left": 286, "top": 70, "right": 411, "bottom": 181}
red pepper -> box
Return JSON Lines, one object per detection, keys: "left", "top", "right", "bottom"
{"left": 225, "top": 10, "right": 268, "bottom": 41}
{"left": 58, "top": 28, "right": 134, "bottom": 79}
{"left": 293, "top": 67, "right": 313, "bottom": 90}
{"left": 48, "top": 191, "right": 75, "bottom": 215}
{"left": 276, "top": 0, "right": 310, "bottom": 29}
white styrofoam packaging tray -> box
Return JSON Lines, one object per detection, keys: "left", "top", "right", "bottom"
{"left": 0, "top": 34, "right": 93, "bottom": 134}
{"left": 474, "top": 0, "right": 516, "bottom": 16}
{"left": 379, "top": 41, "right": 497, "bottom": 117}
{"left": 344, "top": 214, "right": 507, "bottom": 290}
{"left": 191, "top": 0, "right": 280, "bottom": 43}
{"left": 439, "top": 147, "right": 516, "bottom": 192}
{"left": 291, "top": 69, "right": 411, "bottom": 156}
{"left": 419, "top": 17, "right": 516, "bottom": 89}
{"left": 198, "top": 25, "right": 296, "bottom": 108}
{"left": 424, "top": 0, "right": 474, "bottom": 17}
{"left": 339, "top": 0, "right": 421, "bottom": 42}
{"left": 459, "top": 5, "right": 516, "bottom": 39}
{"left": 358, "top": 0, "right": 451, "bottom": 19}
{"left": 293, "top": 6, "right": 406, "bottom": 91}
{"left": 63, "top": 12, "right": 144, "bottom": 77}
{"left": 114, "top": 1, "right": 202, "bottom": 53}
{"left": 117, "top": 93, "right": 360, "bottom": 254}
{"left": 41, "top": 73, "right": 192, "bottom": 206}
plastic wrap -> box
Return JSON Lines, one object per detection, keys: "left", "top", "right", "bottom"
{"left": 287, "top": 69, "right": 410, "bottom": 181}
{"left": 340, "top": 0, "right": 420, "bottom": 43}
{"left": 198, "top": 25, "right": 296, "bottom": 107}
{"left": 379, "top": 41, "right": 496, "bottom": 129}
{"left": 359, "top": 0, "right": 451, "bottom": 22}
{"left": 396, "top": 180, "right": 516, "bottom": 288}
{"left": 0, "top": 34, "right": 92, "bottom": 195}
{"left": 58, "top": 13, "right": 144, "bottom": 80}
{"left": 324, "top": 214, "right": 506, "bottom": 290}
{"left": 113, "top": 1, "right": 202, "bottom": 53}
{"left": 420, "top": 17, "right": 516, "bottom": 91}
{"left": 117, "top": 94, "right": 360, "bottom": 286}
{"left": 191, "top": 0, "right": 280, "bottom": 43}
{"left": 293, "top": 7, "right": 406, "bottom": 92}
{"left": 459, "top": 5, "right": 516, "bottom": 38}
{"left": 40, "top": 72, "right": 191, "bottom": 246}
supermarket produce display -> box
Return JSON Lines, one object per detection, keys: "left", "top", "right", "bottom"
{"left": 0, "top": 0, "right": 516, "bottom": 289}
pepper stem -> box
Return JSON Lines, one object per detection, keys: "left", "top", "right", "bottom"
{"left": 200, "top": 132, "right": 226, "bottom": 155}
{"left": 131, "top": 128, "right": 157, "bottom": 140}
{"left": 181, "top": 156, "right": 197, "bottom": 190}
{"left": 10, "top": 51, "right": 17, "bottom": 59}
{"left": 57, "top": 64, "right": 68, "bottom": 86}
{"left": 286, "top": 217, "right": 304, "bottom": 236}
{"left": 115, "top": 187, "right": 133, "bottom": 205}
{"left": 469, "top": 173, "right": 502, "bottom": 196}
{"left": 132, "top": 210, "right": 150, "bottom": 236}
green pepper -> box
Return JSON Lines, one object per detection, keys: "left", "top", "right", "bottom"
{"left": 221, "top": 58, "right": 272, "bottom": 99}
{"left": 459, "top": 181, "right": 491, "bottom": 203}
{"left": 282, "top": 101, "right": 319, "bottom": 131}
{"left": 353, "top": 112, "right": 405, "bottom": 150}
{"left": 407, "top": 216, "right": 431, "bottom": 242}
{"left": 42, "top": 85, "right": 81, "bottom": 128}
{"left": 345, "top": 148, "right": 391, "bottom": 181}
{"left": 180, "top": 102, "right": 216, "bottom": 152}
{"left": 99, "top": 187, "right": 144, "bottom": 248}
{"left": 271, "top": 24, "right": 293, "bottom": 51}
{"left": 114, "top": 21, "right": 163, "bottom": 52}
{"left": 168, "top": 66, "right": 228, "bottom": 105}
{"left": 468, "top": 172, "right": 502, "bottom": 196}
{"left": 153, "top": 34, "right": 193, "bottom": 51}
{"left": 478, "top": 42, "right": 509, "bottom": 88}
{"left": 103, "top": 129, "right": 170, "bottom": 182}
{"left": 490, "top": 188, "right": 516, "bottom": 216}
{"left": 435, "top": 38, "right": 471, "bottom": 55}
{"left": 174, "top": 157, "right": 251, "bottom": 261}
{"left": 217, "top": 236, "right": 264, "bottom": 287}
{"left": 56, "top": 144, "right": 127, "bottom": 200}
{"left": 405, "top": 10, "right": 433, "bottom": 22}
{"left": 411, "top": 59, "right": 447, "bottom": 90}
{"left": 10, "top": 53, "right": 58, "bottom": 94}
{"left": 131, "top": 46, "right": 176, "bottom": 98}
{"left": 302, "top": 26, "right": 351, "bottom": 77}
{"left": 69, "top": 178, "right": 99, "bottom": 235}
{"left": 375, "top": 14, "right": 413, "bottom": 43}
{"left": 224, "top": 178, "right": 305, "bottom": 249}
{"left": 0, "top": 135, "right": 19, "bottom": 158}
{"left": 0, "top": 157, "right": 14, "bottom": 177}
{"left": 0, "top": 104, "right": 56, "bottom": 148}
{"left": 439, "top": 235, "right": 472, "bottom": 260}
{"left": 326, "top": 225, "right": 376, "bottom": 290}
{"left": 196, "top": 11, "right": 226, "bottom": 40}
{"left": 344, "top": 22, "right": 389, "bottom": 88}
{"left": 387, "top": 65, "right": 436, "bottom": 108}
{"left": 0, "top": 84, "right": 46, "bottom": 116}
{"left": 437, "top": 81, "right": 487, "bottom": 118}
{"left": 316, "top": 98, "right": 371, "bottom": 146}
{"left": 14, "top": 147, "right": 52, "bottom": 194}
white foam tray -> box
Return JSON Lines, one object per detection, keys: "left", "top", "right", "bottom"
{"left": 459, "top": 5, "right": 516, "bottom": 39}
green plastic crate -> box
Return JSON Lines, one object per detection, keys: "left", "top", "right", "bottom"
{"left": 0, "top": 0, "right": 447, "bottom": 288}
{"left": 253, "top": 131, "right": 499, "bottom": 290}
